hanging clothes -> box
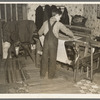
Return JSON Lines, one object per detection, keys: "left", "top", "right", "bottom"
{"left": 43, "top": 5, "right": 52, "bottom": 22}
{"left": 51, "top": 5, "right": 57, "bottom": 16}
{"left": 35, "top": 6, "right": 44, "bottom": 30}
{"left": 60, "top": 7, "right": 69, "bottom": 25}
{"left": 51, "top": 5, "right": 57, "bottom": 12}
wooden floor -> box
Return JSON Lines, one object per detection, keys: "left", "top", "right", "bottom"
{"left": 0, "top": 54, "right": 100, "bottom": 94}
{"left": 21, "top": 57, "right": 81, "bottom": 94}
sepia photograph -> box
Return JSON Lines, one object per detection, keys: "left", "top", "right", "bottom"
{"left": 0, "top": 1, "right": 100, "bottom": 98}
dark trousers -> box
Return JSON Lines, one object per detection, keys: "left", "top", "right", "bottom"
{"left": 40, "top": 38, "right": 58, "bottom": 78}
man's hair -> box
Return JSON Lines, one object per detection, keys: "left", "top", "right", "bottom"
{"left": 52, "top": 8, "right": 62, "bottom": 16}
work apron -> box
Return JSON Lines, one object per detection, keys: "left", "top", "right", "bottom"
{"left": 40, "top": 20, "right": 58, "bottom": 79}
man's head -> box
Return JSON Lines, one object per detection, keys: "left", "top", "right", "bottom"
{"left": 52, "top": 8, "right": 62, "bottom": 21}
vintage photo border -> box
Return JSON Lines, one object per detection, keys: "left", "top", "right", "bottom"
{"left": 0, "top": 0, "right": 100, "bottom": 99}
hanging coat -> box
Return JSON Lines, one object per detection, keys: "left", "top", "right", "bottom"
{"left": 51, "top": 5, "right": 57, "bottom": 12}
{"left": 60, "top": 7, "right": 69, "bottom": 25}
{"left": 43, "top": 5, "right": 52, "bottom": 22}
{"left": 35, "top": 6, "right": 44, "bottom": 30}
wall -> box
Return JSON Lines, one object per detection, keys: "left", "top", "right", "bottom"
{"left": 27, "top": 4, "right": 39, "bottom": 21}
{"left": 83, "top": 4, "right": 100, "bottom": 35}
{"left": 65, "top": 4, "right": 84, "bottom": 24}
{"left": 27, "top": 3, "right": 84, "bottom": 24}
{"left": 27, "top": 4, "right": 100, "bottom": 32}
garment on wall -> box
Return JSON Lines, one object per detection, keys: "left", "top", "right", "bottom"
{"left": 51, "top": 5, "right": 57, "bottom": 11}
{"left": 35, "top": 6, "right": 44, "bottom": 30}
{"left": 43, "top": 5, "right": 52, "bottom": 22}
{"left": 51, "top": 5, "right": 57, "bottom": 15}
{"left": 60, "top": 7, "right": 69, "bottom": 25}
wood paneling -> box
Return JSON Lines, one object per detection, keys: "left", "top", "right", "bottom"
{"left": 6, "top": 4, "right": 11, "bottom": 21}
{"left": 12, "top": 4, "right": 16, "bottom": 21}
{"left": 0, "top": 4, "right": 5, "bottom": 20}
{"left": 17, "top": 4, "right": 23, "bottom": 20}
{"left": 0, "top": 4, "right": 27, "bottom": 21}
{"left": 0, "top": 21, "right": 2, "bottom": 59}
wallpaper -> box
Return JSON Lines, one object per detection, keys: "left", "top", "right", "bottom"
{"left": 83, "top": 4, "right": 100, "bottom": 35}
{"left": 27, "top": 4, "right": 100, "bottom": 31}
{"left": 27, "top": 4, "right": 84, "bottom": 25}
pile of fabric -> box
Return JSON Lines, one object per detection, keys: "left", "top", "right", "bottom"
{"left": 2, "top": 20, "right": 37, "bottom": 59}
{"left": 3, "top": 20, "right": 37, "bottom": 44}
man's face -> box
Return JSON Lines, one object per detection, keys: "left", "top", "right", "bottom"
{"left": 56, "top": 14, "right": 62, "bottom": 21}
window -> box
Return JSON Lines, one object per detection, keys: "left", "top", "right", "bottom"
{"left": 0, "top": 4, "right": 27, "bottom": 22}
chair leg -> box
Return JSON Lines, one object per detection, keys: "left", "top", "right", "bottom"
{"left": 73, "top": 65, "right": 78, "bottom": 82}
{"left": 17, "top": 58, "right": 26, "bottom": 81}
{"left": 90, "top": 47, "right": 94, "bottom": 82}
{"left": 97, "top": 57, "right": 100, "bottom": 69}
{"left": 73, "top": 56, "right": 79, "bottom": 82}
{"left": 73, "top": 69, "right": 76, "bottom": 82}
{"left": 86, "top": 67, "right": 89, "bottom": 78}
{"left": 21, "top": 44, "right": 34, "bottom": 62}
{"left": 4, "top": 46, "right": 12, "bottom": 83}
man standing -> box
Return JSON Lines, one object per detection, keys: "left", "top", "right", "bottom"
{"left": 38, "top": 8, "right": 74, "bottom": 79}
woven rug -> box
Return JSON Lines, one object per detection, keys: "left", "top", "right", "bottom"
{"left": 74, "top": 79, "right": 100, "bottom": 94}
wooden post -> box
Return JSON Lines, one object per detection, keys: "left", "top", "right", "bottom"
{"left": 0, "top": 5, "right": 1, "bottom": 19}
{"left": 22, "top": 4, "right": 27, "bottom": 20}
{"left": 91, "top": 47, "right": 94, "bottom": 82}
{"left": 10, "top": 4, "right": 13, "bottom": 21}
{"left": 0, "top": 23, "right": 2, "bottom": 60}
{"left": 16, "top": 4, "right": 18, "bottom": 21}
{"left": 0, "top": 5, "right": 2, "bottom": 59}
{"left": 4, "top": 4, "right": 7, "bottom": 22}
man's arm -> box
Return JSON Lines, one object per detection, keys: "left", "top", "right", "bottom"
{"left": 59, "top": 22, "right": 74, "bottom": 38}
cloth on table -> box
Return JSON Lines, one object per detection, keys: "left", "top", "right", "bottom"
{"left": 2, "top": 20, "right": 37, "bottom": 59}
{"left": 3, "top": 20, "right": 37, "bottom": 43}
{"left": 18, "top": 20, "right": 37, "bottom": 43}
{"left": 3, "top": 21, "right": 18, "bottom": 43}
{"left": 39, "top": 35, "right": 71, "bottom": 64}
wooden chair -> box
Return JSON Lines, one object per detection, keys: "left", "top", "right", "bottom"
{"left": 74, "top": 41, "right": 100, "bottom": 82}
{"left": 64, "top": 41, "right": 80, "bottom": 82}
{"left": 4, "top": 36, "right": 37, "bottom": 83}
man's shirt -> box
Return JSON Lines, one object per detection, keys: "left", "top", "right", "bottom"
{"left": 38, "top": 17, "right": 74, "bottom": 38}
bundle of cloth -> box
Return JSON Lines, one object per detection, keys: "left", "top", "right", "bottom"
{"left": 2, "top": 20, "right": 38, "bottom": 59}
{"left": 3, "top": 20, "right": 37, "bottom": 43}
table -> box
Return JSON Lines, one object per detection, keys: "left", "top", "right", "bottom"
{"left": 89, "top": 40, "right": 100, "bottom": 81}
{"left": 39, "top": 35, "right": 100, "bottom": 82}
{"left": 39, "top": 35, "right": 82, "bottom": 64}
{"left": 75, "top": 38, "right": 100, "bottom": 82}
